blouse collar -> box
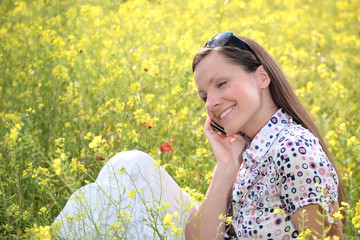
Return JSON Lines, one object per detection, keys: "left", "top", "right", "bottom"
{"left": 243, "top": 108, "right": 293, "bottom": 164}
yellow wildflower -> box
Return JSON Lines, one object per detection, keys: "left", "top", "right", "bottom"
{"left": 38, "top": 207, "right": 47, "bottom": 215}
{"left": 298, "top": 228, "right": 312, "bottom": 240}
{"left": 9, "top": 123, "right": 22, "bottom": 143}
{"left": 163, "top": 212, "right": 174, "bottom": 229}
{"left": 52, "top": 157, "right": 62, "bottom": 176}
{"left": 333, "top": 211, "right": 344, "bottom": 220}
{"left": 128, "top": 190, "right": 136, "bottom": 198}
{"left": 25, "top": 224, "right": 51, "bottom": 240}
{"left": 347, "top": 136, "right": 359, "bottom": 147}
{"left": 118, "top": 212, "right": 130, "bottom": 218}
{"left": 89, "top": 135, "right": 104, "bottom": 149}
{"left": 352, "top": 201, "right": 360, "bottom": 232}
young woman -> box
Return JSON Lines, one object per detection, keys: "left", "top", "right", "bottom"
{"left": 53, "top": 32, "right": 344, "bottom": 239}
{"left": 185, "top": 32, "right": 345, "bottom": 239}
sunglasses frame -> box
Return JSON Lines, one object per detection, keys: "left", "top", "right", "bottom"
{"left": 204, "top": 32, "right": 251, "bottom": 52}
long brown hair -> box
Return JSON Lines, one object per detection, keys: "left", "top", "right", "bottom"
{"left": 192, "top": 35, "right": 346, "bottom": 209}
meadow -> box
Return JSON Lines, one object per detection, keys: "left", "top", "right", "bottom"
{"left": 0, "top": 0, "right": 360, "bottom": 239}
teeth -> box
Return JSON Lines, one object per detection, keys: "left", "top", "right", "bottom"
{"left": 220, "top": 107, "right": 233, "bottom": 119}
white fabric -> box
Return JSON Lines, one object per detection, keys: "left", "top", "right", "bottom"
{"left": 52, "top": 150, "right": 197, "bottom": 239}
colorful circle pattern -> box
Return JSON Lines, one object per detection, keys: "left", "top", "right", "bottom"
{"left": 227, "top": 109, "right": 339, "bottom": 239}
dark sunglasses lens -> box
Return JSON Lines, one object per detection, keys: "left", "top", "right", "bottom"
{"left": 207, "top": 33, "right": 231, "bottom": 48}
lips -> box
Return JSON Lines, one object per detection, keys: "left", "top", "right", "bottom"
{"left": 219, "top": 105, "right": 235, "bottom": 120}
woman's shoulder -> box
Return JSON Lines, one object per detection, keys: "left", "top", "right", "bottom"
{"left": 275, "top": 121, "right": 322, "bottom": 151}
{"left": 270, "top": 121, "right": 329, "bottom": 167}
{"left": 284, "top": 120, "right": 317, "bottom": 140}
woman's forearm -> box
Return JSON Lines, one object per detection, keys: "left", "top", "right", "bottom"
{"left": 185, "top": 164, "right": 237, "bottom": 240}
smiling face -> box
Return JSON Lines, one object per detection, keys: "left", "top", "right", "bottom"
{"left": 194, "top": 51, "right": 277, "bottom": 139}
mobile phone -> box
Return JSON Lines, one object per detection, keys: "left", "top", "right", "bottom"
{"left": 211, "top": 120, "right": 227, "bottom": 135}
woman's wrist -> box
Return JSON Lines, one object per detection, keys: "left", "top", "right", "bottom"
{"left": 214, "top": 157, "right": 242, "bottom": 178}
{"left": 211, "top": 162, "right": 240, "bottom": 196}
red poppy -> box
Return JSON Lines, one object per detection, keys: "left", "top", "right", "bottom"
{"left": 142, "top": 122, "right": 153, "bottom": 129}
{"left": 96, "top": 156, "right": 105, "bottom": 161}
{"left": 160, "top": 140, "right": 174, "bottom": 153}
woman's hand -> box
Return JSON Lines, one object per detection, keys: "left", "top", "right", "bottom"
{"left": 204, "top": 117, "right": 246, "bottom": 177}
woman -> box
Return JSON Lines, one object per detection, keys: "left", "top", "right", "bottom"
{"left": 185, "top": 32, "right": 345, "bottom": 239}
{"left": 53, "top": 32, "right": 344, "bottom": 239}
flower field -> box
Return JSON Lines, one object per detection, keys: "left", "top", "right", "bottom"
{"left": 0, "top": 0, "right": 359, "bottom": 239}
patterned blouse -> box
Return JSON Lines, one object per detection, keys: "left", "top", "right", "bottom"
{"left": 226, "top": 109, "right": 339, "bottom": 239}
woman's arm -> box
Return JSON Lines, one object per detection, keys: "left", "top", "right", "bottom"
{"left": 291, "top": 203, "right": 344, "bottom": 239}
{"left": 185, "top": 162, "right": 237, "bottom": 239}
{"left": 185, "top": 117, "right": 246, "bottom": 239}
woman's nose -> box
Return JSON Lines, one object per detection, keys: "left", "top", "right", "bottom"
{"left": 205, "top": 94, "right": 221, "bottom": 112}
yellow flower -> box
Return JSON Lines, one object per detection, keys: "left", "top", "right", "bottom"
{"left": 9, "top": 123, "right": 22, "bottom": 143}
{"left": 342, "top": 171, "right": 353, "bottom": 181}
{"left": 298, "top": 228, "right": 312, "bottom": 240}
{"left": 128, "top": 190, "right": 136, "bottom": 198}
{"left": 84, "top": 132, "right": 94, "bottom": 140}
{"left": 70, "top": 158, "right": 87, "bottom": 173}
{"left": 127, "top": 130, "right": 138, "bottom": 143}
{"left": 129, "top": 81, "right": 141, "bottom": 92}
{"left": 339, "top": 123, "right": 346, "bottom": 133}
{"left": 347, "top": 136, "right": 359, "bottom": 147}
{"left": 163, "top": 212, "right": 174, "bottom": 229}
{"left": 175, "top": 167, "right": 186, "bottom": 179}
{"left": 195, "top": 147, "right": 208, "bottom": 157}
{"left": 8, "top": 204, "right": 20, "bottom": 217}
{"left": 118, "top": 212, "right": 130, "bottom": 218}
{"left": 39, "top": 207, "right": 47, "bottom": 215}
{"left": 333, "top": 211, "right": 343, "bottom": 220}
{"left": 51, "top": 221, "right": 63, "bottom": 233}
{"left": 157, "top": 202, "right": 170, "bottom": 210}
{"left": 89, "top": 135, "right": 104, "bottom": 149}
{"left": 52, "top": 64, "right": 69, "bottom": 81}
{"left": 218, "top": 214, "right": 233, "bottom": 225}
{"left": 25, "top": 224, "right": 51, "bottom": 240}
{"left": 71, "top": 194, "right": 85, "bottom": 202}
{"left": 23, "top": 210, "right": 30, "bottom": 220}
{"left": 52, "top": 157, "right": 62, "bottom": 176}
{"left": 306, "top": 81, "right": 314, "bottom": 92}
{"left": 205, "top": 170, "right": 213, "bottom": 184}
{"left": 352, "top": 201, "right": 360, "bottom": 231}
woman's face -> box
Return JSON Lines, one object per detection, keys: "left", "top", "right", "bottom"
{"left": 194, "top": 51, "right": 273, "bottom": 138}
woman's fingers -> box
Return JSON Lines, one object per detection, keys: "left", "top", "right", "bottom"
{"left": 204, "top": 117, "right": 213, "bottom": 132}
{"left": 230, "top": 134, "right": 247, "bottom": 156}
{"left": 203, "top": 117, "right": 246, "bottom": 166}
{"left": 204, "top": 117, "right": 225, "bottom": 138}
{"left": 204, "top": 117, "right": 218, "bottom": 139}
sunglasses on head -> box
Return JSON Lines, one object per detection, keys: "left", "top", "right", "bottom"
{"left": 204, "top": 32, "right": 251, "bottom": 52}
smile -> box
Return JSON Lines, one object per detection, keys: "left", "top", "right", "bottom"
{"left": 220, "top": 105, "right": 235, "bottom": 120}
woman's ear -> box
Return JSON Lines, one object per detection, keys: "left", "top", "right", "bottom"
{"left": 256, "top": 65, "right": 271, "bottom": 88}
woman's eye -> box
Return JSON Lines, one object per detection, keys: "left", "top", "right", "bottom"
{"left": 201, "top": 96, "right": 207, "bottom": 102}
{"left": 218, "top": 81, "right": 227, "bottom": 87}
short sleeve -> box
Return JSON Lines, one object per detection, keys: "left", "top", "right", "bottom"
{"left": 274, "top": 130, "right": 339, "bottom": 216}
